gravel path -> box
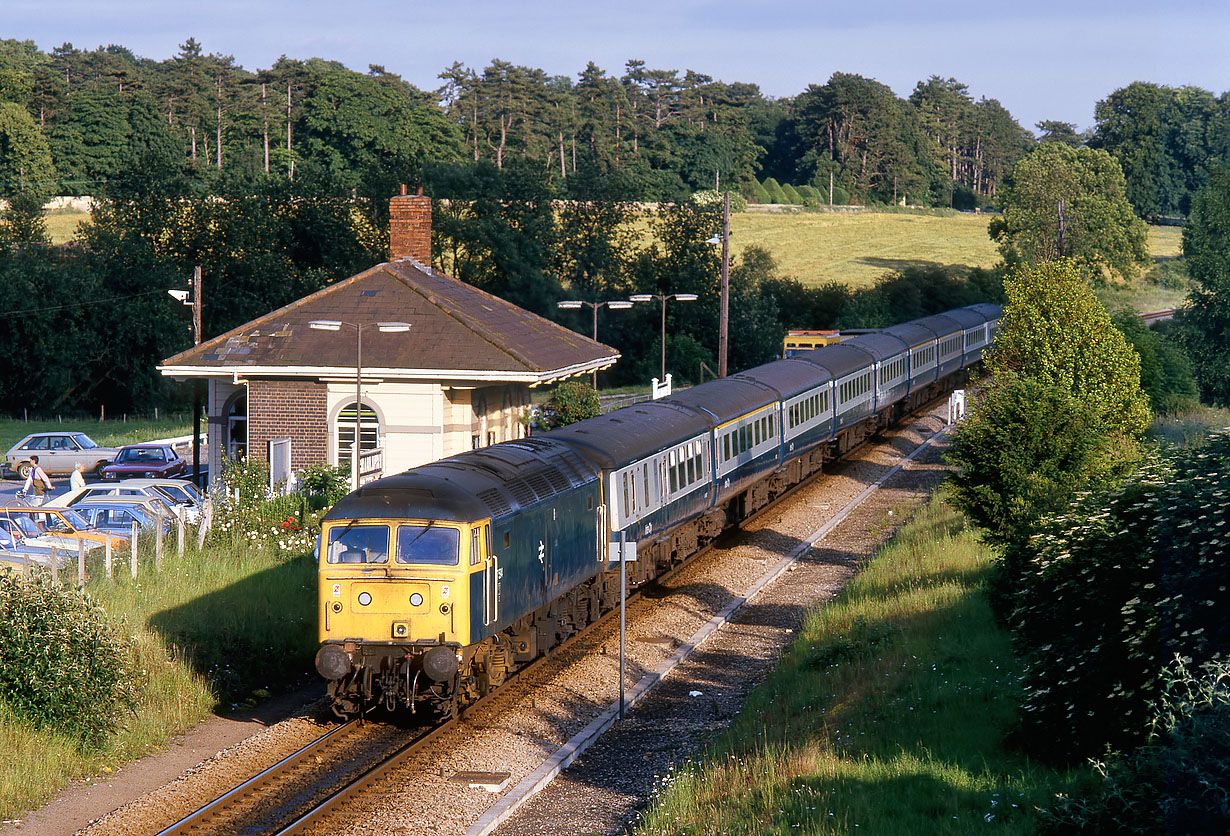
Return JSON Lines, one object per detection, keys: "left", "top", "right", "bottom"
{"left": 2, "top": 407, "right": 952, "bottom": 836}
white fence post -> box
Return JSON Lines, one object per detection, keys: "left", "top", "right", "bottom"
{"left": 104, "top": 534, "right": 112, "bottom": 580}
{"left": 176, "top": 507, "right": 185, "bottom": 558}
{"left": 130, "top": 521, "right": 138, "bottom": 580}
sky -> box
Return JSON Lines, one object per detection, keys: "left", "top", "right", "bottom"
{"left": 6, "top": 0, "right": 1230, "bottom": 134}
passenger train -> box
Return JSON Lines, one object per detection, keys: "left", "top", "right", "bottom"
{"left": 314, "top": 303, "right": 1001, "bottom": 717}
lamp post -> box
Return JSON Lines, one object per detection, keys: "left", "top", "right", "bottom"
{"left": 705, "top": 191, "right": 731, "bottom": 377}
{"left": 557, "top": 299, "right": 634, "bottom": 387}
{"left": 628, "top": 293, "right": 698, "bottom": 382}
{"left": 309, "top": 320, "right": 411, "bottom": 492}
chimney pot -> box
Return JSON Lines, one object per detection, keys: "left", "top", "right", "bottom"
{"left": 400, "top": 184, "right": 408, "bottom": 196}
{"left": 416, "top": 185, "right": 423, "bottom": 196}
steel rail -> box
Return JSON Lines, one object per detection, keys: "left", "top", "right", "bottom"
{"left": 153, "top": 718, "right": 360, "bottom": 836}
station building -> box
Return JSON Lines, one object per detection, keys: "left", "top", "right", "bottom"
{"left": 158, "top": 189, "right": 618, "bottom": 484}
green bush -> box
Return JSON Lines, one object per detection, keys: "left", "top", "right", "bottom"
{"left": 210, "top": 457, "right": 319, "bottom": 554}
{"left": 1042, "top": 658, "right": 1230, "bottom": 834}
{"left": 751, "top": 181, "right": 770, "bottom": 204}
{"left": 691, "top": 189, "right": 747, "bottom": 212}
{"left": 780, "top": 183, "right": 802, "bottom": 205}
{"left": 297, "top": 462, "right": 349, "bottom": 510}
{"left": 1005, "top": 434, "right": 1230, "bottom": 763}
{"left": 0, "top": 574, "right": 142, "bottom": 747}
{"left": 537, "top": 379, "right": 600, "bottom": 429}
{"left": 761, "top": 177, "right": 788, "bottom": 204}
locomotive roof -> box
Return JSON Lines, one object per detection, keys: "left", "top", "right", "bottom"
{"left": 543, "top": 401, "right": 708, "bottom": 470}
{"left": 662, "top": 376, "right": 778, "bottom": 423}
{"left": 791, "top": 342, "right": 874, "bottom": 379}
{"left": 880, "top": 321, "right": 940, "bottom": 348}
{"left": 733, "top": 358, "right": 833, "bottom": 400}
{"left": 325, "top": 437, "right": 600, "bottom": 523}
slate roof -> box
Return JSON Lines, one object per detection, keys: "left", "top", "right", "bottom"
{"left": 158, "top": 259, "right": 618, "bottom": 385}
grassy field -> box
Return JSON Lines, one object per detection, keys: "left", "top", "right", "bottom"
{"left": 44, "top": 210, "right": 89, "bottom": 243}
{"left": 634, "top": 493, "right": 1083, "bottom": 836}
{"left": 730, "top": 210, "right": 1002, "bottom": 289}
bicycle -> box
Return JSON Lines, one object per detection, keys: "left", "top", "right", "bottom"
{"left": 11, "top": 490, "right": 32, "bottom": 508}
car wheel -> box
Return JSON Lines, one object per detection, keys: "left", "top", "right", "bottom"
{"left": 94, "top": 462, "right": 108, "bottom": 477}
{"left": 16, "top": 462, "right": 31, "bottom": 480}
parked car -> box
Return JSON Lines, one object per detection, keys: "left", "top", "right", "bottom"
{"left": 100, "top": 444, "right": 187, "bottom": 480}
{"left": 72, "top": 499, "right": 172, "bottom": 538}
{"left": 0, "top": 526, "right": 69, "bottom": 572}
{"left": 48, "top": 478, "right": 203, "bottom": 523}
{"left": 3, "top": 432, "right": 118, "bottom": 479}
{"left": 0, "top": 506, "right": 125, "bottom": 552}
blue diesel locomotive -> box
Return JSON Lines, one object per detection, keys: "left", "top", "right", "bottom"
{"left": 314, "top": 304, "right": 1000, "bottom": 717}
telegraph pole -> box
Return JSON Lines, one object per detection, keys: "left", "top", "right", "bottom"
{"left": 192, "top": 266, "right": 203, "bottom": 488}
{"left": 718, "top": 192, "right": 730, "bottom": 378}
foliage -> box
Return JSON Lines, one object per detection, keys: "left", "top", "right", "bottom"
{"left": 1110, "top": 310, "right": 1198, "bottom": 413}
{"left": 0, "top": 574, "right": 142, "bottom": 747}
{"left": 209, "top": 456, "right": 320, "bottom": 554}
{"left": 1042, "top": 657, "right": 1230, "bottom": 835}
{"left": 0, "top": 101, "right": 56, "bottom": 203}
{"left": 537, "top": 379, "right": 600, "bottom": 429}
{"left": 1002, "top": 434, "right": 1230, "bottom": 763}
{"left": 634, "top": 494, "right": 1083, "bottom": 836}
{"left": 1177, "top": 164, "right": 1230, "bottom": 405}
{"left": 948, "top": 260, "right": 1148, "bottom": 545}
{"left": 989, "top": 143, "right": 1150, "bottom": 282}
{"left": 296, "top": 461, "right": 350, "bottom": 510}
{"left": 1091, "top": 81, "right": 1228, "bottom": 218}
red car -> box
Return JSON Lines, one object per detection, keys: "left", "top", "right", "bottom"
{"left": 100, "top": 444, "right": 187, "bottom": 480}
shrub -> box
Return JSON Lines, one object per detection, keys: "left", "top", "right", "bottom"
{"left": 780, "top": 183, "right": 802, "bottom": 205}
{"left": 761, "top": 177, "right": 788, "bottom": 204}
{"left": 210, "top": 457, "right": 319, "bottom": 554}
{"left": 537, "top": 379, "right": 600, "bottom": 429}
{"left": 297, "top": 462, "right": 349, "bottom": 510}
{"left": 691, "top": 189, "right": 747, "bottom": 212}
{"left": 0, "top": 574, "right": 142, "bottom": 747}
{"left": 1006, "top": 434, "right": 1230, "bottom": 763}
{"left": 1042, "top": 658, "right": 1230, "bottom": 834}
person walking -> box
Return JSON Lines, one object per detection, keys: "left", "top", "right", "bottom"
{"left": 22, "top": 455, "right": 53, "bottom": 506}
{"left": 70, "top": 461, "right": 86, "bottom": 492}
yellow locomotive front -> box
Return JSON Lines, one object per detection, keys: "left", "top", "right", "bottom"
{"left": 316, "top": 509, "right": 490, "bottom": 717}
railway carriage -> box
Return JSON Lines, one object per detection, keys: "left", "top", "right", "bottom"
{"left": 315, "top": 303, "right": 1002, "bottom": 718}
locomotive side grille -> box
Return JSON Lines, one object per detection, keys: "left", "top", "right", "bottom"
{"left": 555, "top": 451, "right": 591, "bottom": 486}
{"left": 525, "top": 472, "right": 554, "bottom": 499}
{"left": 507, "top": 480, "right": 537, "bottom": 508}
{"left": 477, "top": 488, "right": 512, "bottom": 518}
{"left": 542, "top": 466, "right": 570, "bottom": 494}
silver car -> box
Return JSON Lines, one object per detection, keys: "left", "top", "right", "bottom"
{"left": 3, "top": 432, "right": 118, "bottom": 479}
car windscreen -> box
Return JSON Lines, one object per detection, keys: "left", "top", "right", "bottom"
{"left": 152, "top": 485, "right": 191, "bottom": 504}
{"left": 395, "top": 524, "right": 459, "bottom": 565}
{"left": 326, "top": 524, "right": 390, "bottom": 564}
{"left": 72, "top": 434, "right": 98, "bottom": 449}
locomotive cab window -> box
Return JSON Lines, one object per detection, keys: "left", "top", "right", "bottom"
{"left": 396, "top": 524, "right": 460, "bottom": 565}
{"left": 326, "top": 524, "right": 390, "bottom": 564}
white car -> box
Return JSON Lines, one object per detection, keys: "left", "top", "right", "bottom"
{"left": 47, "top": 478, "right": 206, "bottom": 524}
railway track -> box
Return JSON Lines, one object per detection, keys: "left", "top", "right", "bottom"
{"left": 151, "top": 406, "right": 947, "bottom": 836}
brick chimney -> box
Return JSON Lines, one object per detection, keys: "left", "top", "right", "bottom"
{"left": 389, "top": 184, "right": 431, "bottom": 266}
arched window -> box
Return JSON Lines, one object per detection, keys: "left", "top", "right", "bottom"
{"left": 336, "top": 402, "right": 379, "bottom": 465}
{"left": 227, "top": 395, "right": 247, "bottom": 460}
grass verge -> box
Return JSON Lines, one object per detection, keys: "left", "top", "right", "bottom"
{"left": 633, "top": 492, "right": 1083, "bottom": 835}
{"left": 0, "top": 538, "right": 317, "bottom": 821}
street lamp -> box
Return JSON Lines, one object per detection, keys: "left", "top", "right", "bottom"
{"left": 629, "top": 293, "right": 698, "bottom": 382}
{"left": 309, "top": 319, "right": 411, "bottom": 492}
{"left": 557, "top": 299, "right": 634, "bottom": 388}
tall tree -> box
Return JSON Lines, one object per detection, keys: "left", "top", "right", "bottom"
{"left": 1177, "top": 164, "right": 1230, "bottom": 404}
{"left": 989, "top": 143, "right": 1149, "bottom": 281}
{"left": 947, "top": 259, "right": 1148, "bottom": 544}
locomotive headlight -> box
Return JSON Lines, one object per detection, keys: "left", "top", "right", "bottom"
{"left": 357, "top": 592, "right": 372, "bottom": 606}
{"left": 409, "top": 593, "right": 423, "bottom": 607}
